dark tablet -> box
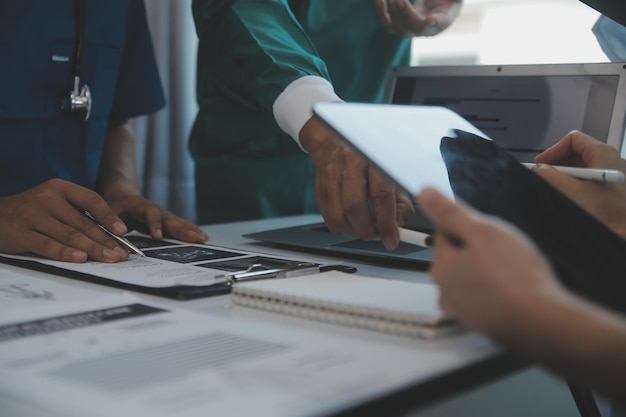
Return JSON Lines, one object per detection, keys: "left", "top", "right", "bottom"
{"left": 313, "top": 102, "right": 626, "bottom": 312}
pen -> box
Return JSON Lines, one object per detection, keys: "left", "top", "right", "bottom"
{"left": 398, "top": 228, "right": 433, "bottom": 248}
{"left": 215, "top": 263, "right": 357, "bottom": 282}
{"left": 83, "top": 211, "right": 146, "bottom": 257}
{"left": 521, "top": 163, "right": 625, "bottom": 183}
{"left": 281, "top": 263, "right": 358, "bottom": 278}
{"left": 214, "top": 262, "right": 318, "bottom": 282}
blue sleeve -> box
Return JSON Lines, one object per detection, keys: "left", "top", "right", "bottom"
{"left": 109, "top": 0, "right": 166, "bottom": 122}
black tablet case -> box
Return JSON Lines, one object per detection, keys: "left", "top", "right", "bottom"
{"left": 432, "top": 130, "right": 626, "bottom": 312}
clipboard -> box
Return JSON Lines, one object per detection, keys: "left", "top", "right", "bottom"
{"left": 0, "top": 233, "right": 356, "bottom": 301}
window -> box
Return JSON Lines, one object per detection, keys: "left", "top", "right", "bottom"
{"left": 411, "top": 0, "right": 608, "bottom": 66}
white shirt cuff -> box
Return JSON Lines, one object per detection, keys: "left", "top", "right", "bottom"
{"left": 273, "top": 75, "right": 343, "bottom": 151}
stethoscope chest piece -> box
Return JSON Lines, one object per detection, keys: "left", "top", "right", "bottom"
{"left": 64, "top": 75, "right": 91, "bottom": 121}
{"left": 61, "top": 0, "right": 91, "bottom": 121}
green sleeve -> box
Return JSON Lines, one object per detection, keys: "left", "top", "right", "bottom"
{"left": 192, "top": 0, "right": 331, "bottom": 116}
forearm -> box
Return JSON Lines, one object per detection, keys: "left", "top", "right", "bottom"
{"left": 503, "top": 289, "right": 626, "bottom": 407}
{"left": 94, "top": 122, "right": 141, "bottom": 201}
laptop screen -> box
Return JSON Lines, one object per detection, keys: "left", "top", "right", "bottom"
{"left": 384, "top": 63, "right": 626, "bottom": 161}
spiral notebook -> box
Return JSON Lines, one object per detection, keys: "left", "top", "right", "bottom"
{"left": 232, "top": 271, "right": 460, "bottom": 339}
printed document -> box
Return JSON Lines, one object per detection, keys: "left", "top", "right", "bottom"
{"left": 0, "top": 292, "right": 495, "bottom": 417}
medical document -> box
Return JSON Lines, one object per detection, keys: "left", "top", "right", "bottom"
{"left": 0, "top": 232, "right": 321, "bottom": 299}
{"left": 0, "top": 285, "right": 498, "bottom": 417}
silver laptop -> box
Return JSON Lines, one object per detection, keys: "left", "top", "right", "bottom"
{"left": 383, "top": 63, "right": 626, "bottom": 159}
{"left": 244, "top": 62, "right": 626, "bottom": 267}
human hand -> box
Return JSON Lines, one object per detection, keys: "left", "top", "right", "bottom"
{"left": 417, "top": 187, "right": 565, "bottom": 344}
{"left": 300, "top": 116, "right": 415, "bottom": 250}
{"left": 0, "top": 179, "right": 132, "bottom": 263}
{"left": 533, "top": 131, "right": 626, "bottom": 238}
{"left": 375, "top": 0, "right": 462, "bottom": 37}
{"left": 106, "top": 194, "right": 209, "bottom": 244}
{"left": 93, "top": 120, "right": 208, "bottom": 245}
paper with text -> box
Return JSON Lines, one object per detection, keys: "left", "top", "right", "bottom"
{"left": 0, "top": 295, "right": 495, "bottom": 417}
{"left": 0, "top": 232, "right": 314, "bottom": 289}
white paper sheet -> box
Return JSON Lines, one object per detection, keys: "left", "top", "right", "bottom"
{"left": 0, "top": 269, "right": 110, "bottom": 315}
{"left": 0, "top": 295, "right": 491, "bottom": 417}
{"left": 0, "top": 232, "right": 314, "bottom": 289}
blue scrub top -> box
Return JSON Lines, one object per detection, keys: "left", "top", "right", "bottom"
{"left": 0, "top": 0, "right": 165, "bottom": 196}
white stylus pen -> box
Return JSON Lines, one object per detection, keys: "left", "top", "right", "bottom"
{"left": 522, "top": 163, "right": 625, "bottom": 183}
{"left": 398, "top": 228, "right": 433, "bottom": 248}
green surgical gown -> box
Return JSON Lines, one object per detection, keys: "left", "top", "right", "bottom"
{"left": 190, "top": 0, "right": 411, "bottom": 224}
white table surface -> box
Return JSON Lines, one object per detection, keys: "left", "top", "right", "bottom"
{"left": 0, "top": 215, "right": 525, "bottom": 417}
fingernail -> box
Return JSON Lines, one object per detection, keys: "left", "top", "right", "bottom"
{"left": 113, "top": 247, "right": 129, "bottom": 259}
{"left": 111, "top": 221, "right": 127, "bottom": 235}
{"left": 71, "top": 250, "right": 87, "bottom": 262}
{"left": 383, "top": 235, "right": 398, "bottom": 250}
{"left": 154, "top": 228, "right": 163, "bottom": 240}
{"left": 418, "top": 188, "right": 436, "bottom": 208}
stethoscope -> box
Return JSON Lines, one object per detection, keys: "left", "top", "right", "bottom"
{"left": 62, "top": 0, "right": 91, "bottom": 121}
